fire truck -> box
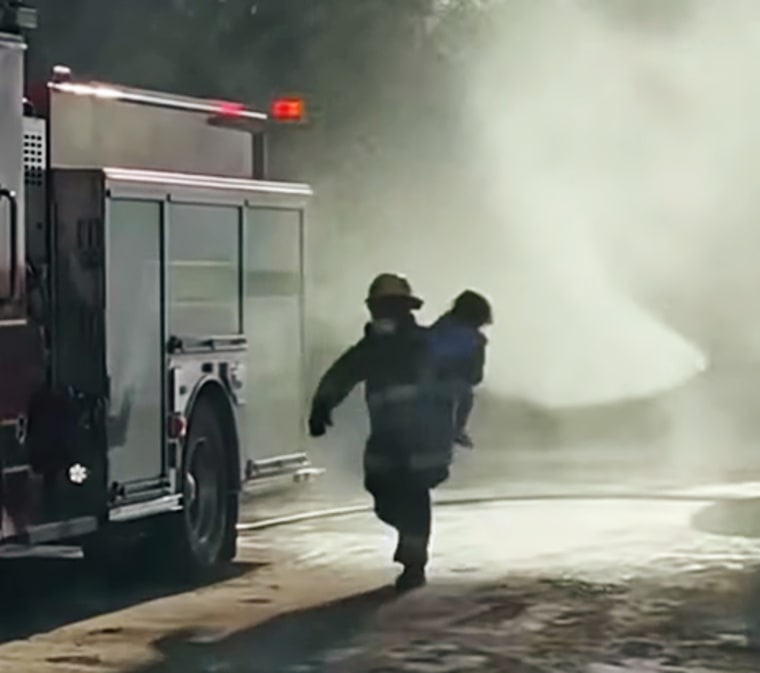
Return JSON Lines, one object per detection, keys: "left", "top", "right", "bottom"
{"left": 0, "top": 4, "right": 314, "bottom": 576}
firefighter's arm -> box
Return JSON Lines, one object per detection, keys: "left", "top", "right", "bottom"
{"left": 308, "top": 340, "right": 368, "bottom": 437}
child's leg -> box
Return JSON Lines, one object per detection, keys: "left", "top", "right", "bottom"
{"left": 455, "top": 387, "right": 474, "bottom": 432}
{"left": 453, "top": 388, "right": 475, "bottom": 448}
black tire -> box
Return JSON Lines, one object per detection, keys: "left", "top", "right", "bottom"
{"left": 168, "top": 397, "right": 231, "bottom": 579}
{"left": 84, "top": 398, "right": 235, "bottom": 583}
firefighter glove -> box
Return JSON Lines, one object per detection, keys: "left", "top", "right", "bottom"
{"left": 308, "top": 402, "right": 333, "bottom": 438}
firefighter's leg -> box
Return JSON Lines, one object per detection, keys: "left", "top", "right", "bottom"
{"left": 394, "top": 467, "right": 451, "bottom": 590}
{"left": 364, "top": 471, "right": 404, "bottom": 530}
{"left": 392, "top": 473, "right": 434, "bottom": 591}
{"left": 365, "top": 470, "right": 417, "bottom": 580}
{"left": 394, "top": 479, "right": 431, "bottom": 563}
{"left": 365, "top": 469, "right": 424, "bottom": 571}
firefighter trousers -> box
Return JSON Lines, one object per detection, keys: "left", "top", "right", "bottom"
{"left": 364, "top": 466, "right": 449, "bottom": 568}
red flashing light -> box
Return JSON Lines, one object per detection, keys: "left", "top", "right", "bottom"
{"left": 217, "top": 101, "right": 246, "bottom": 117}
{"left": 168, "top": 413, "right": 187, "bottom": 440}
{"left": 270, "top": 97, "right": 305, "bottom": 122}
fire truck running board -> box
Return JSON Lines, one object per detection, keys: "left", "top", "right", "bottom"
{"left": 109, "top": 494, "right": 183, "bottom": 523}
{"left": 241, "top": 466, "right": 324, "bottom": 498}
{"left": 244, "top": 453, "right": 317, "bottom": 480}
{"left": 26, "top": 516, "right": 97, "bottom": 545}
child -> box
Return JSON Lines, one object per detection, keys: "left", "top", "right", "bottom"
{"left": 428, "top": 290, "right": 492, "bottom": 448}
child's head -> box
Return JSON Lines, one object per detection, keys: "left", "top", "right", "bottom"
{"left": 451, "top": 290, "right": 492, "bottom": 328}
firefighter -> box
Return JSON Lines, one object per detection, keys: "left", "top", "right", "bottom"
{"left": 308, "top": 273, "right": 455, "bottom": 592}
{"left": 429, "top": 290, "right": 492, "bottom": 448}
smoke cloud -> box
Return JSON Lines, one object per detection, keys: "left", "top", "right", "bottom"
{"left": 306, "top": 0, "right": 760, "bottom": 484}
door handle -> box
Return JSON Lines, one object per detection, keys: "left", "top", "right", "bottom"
{"left": 0, "top": 187, "right": 19, "bottom": 300}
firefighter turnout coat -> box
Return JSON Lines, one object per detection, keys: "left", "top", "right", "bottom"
{"left": 309, "top": 315, "right": 456, "bottom": 475}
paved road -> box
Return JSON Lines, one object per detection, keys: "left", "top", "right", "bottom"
{"left": 4, "top": 494, "right": 760, "bottom": 671}
{"left": 241, "top": 437, "right": 760, "bottom": 525}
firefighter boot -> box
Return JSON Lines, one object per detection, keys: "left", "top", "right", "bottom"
{"left": 393, "top": 532, "right": 427, "bottom": 564}
{"left": 395, "top": 564, "right": 427, "bottom": 592}
{"left": 394, "top": 534, "right": 428, "bottom": 593}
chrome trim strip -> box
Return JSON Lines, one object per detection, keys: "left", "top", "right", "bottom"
{"left": 1, "top": 464, "right": 29, "bottom": 474}
{"left": 27, "top": 516, "right": 97, "bottom": 544}
{"left": 109, "top": 494, "right": 182, "bottom": 523}
{"left": 50, "top": 81, "right": 268, "bottom": 121}
{"left": 104, "top": 167, "right": 312, "bottom": 196}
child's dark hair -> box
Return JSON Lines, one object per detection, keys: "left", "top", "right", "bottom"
{"left": 451, "top": 290, "right": 492, "bottom": 327}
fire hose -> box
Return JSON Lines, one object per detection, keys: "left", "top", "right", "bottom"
{"left": 237, "top": 490, "right": 755, "bottom": 532}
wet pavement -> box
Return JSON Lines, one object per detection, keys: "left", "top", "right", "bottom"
{"left": 236, "top": 498, "right": 760, "bottom": 672}
{"left": 240, "top": 437, "right": 760, "bottom": 526}
{"left": 6, "top": 443, "right": 760, "bottom": 671}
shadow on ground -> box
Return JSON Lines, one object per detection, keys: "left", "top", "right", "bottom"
{"left": 127, "top": 570, "right": 760, "bottom": 673}
{"left": 0, "top": 554, "right": 263, "bottom": 644}
{"left": 129, "top": 585, "right": 399, "bottom": 673}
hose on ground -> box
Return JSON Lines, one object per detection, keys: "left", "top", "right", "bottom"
{"left": 237, "top": 490, "right": 753, "bottom": 532}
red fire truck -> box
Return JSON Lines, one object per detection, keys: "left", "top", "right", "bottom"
{"left": 0, "top": 4, "right": 314, "bottom": 576}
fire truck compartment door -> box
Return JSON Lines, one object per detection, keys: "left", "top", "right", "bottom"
{"left": 241, "top": 205, "right": 305, "bottom": 463}
{"left": 105, "top": 198, "right": 164, "bottom": 485}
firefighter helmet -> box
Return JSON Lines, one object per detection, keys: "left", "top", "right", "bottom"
{"left": 366, "top": 273, "right": 423, "bottom": 309}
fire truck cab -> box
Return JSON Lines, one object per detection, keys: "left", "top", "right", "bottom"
{"left": 0, "top": 9, "right": 313, "bottom": 575}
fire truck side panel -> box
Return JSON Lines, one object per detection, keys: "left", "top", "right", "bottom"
{"left": 23, "top": 115, "right": 48, "bottom": 281}
{"left": 0, "top": 321, "right": 44, "bottom": 540}
{"left": 44, "top": 168, "right": 111, "bottom": 521}
{"left": 49, "top": 169, "right": 108, "bottom": 397}
{"left": 102, "top": 168, "right": 312, "bottom": 504}
{"left": 0, "top": 35, "right": 45, "bottom": 541}
{"left": 0, "top": 32, "right": 26, "bottom": 318}
{"left": 48, "top": 88, "right": 255, "bottom": 179}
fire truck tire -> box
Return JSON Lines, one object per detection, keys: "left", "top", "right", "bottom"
{"left": 167, "top": 396, "right": 231, "bottom": 579}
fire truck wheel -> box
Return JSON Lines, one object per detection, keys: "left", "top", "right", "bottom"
{"left": 169, "top": 396, "right": 230, "bottom": 578}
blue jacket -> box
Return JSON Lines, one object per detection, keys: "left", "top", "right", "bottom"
{"left": 309, "top": 315, "right": 455, "bottom": 474}
{"left": 428, "top": 313, "right": 486, "bottom": 386}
